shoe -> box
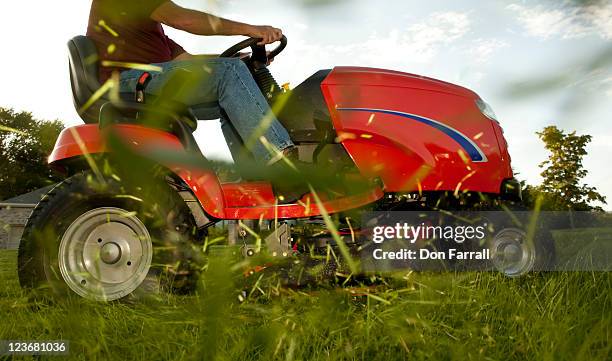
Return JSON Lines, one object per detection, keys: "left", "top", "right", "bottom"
{"left": 275, "top": 186, "right": 310, "bottom": 204}
{"left": 268, "top": 147, "right": 356, "bottom": 204}
{"left": 267, "top": 146, "right": 300, "bottom": 166}
{"left": 268, "top": 146, "right": 311, "bottom": 204}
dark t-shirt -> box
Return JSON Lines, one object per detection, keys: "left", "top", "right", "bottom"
{"left": 86, "top": 0, "right": 185, "bottom": 82}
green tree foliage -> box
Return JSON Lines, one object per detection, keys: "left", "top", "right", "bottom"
{"left": 0, "top": 107, "right": 64, "bottom": 200}
{"left": 524, "top": 126, "right": 606, "bottom": 211}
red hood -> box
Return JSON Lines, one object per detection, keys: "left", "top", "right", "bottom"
{"left": 323, "top": 67, "right": 479, "bottom": 99}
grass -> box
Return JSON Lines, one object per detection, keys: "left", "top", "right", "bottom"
{"left": 0, "top": 249, "right": 610, "bottom": 361}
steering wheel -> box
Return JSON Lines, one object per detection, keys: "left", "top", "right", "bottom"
{"left": 219, "top": 35, "right": 287, "bottom": 64}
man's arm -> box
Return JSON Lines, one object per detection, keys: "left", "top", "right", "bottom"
{"left": 151, "top": 1, "right": 283, "bottom": 45}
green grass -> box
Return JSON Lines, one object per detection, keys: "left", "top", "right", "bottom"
{"left": 553, "top": 228, "right": 612, "bottom": 269}
{"left": 0, "top": 249, "right": 610, "bottom": 361}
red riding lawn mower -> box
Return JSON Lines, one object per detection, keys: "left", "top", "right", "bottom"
{"left": 17, "top": 35, "right": 546, "bottom": 302}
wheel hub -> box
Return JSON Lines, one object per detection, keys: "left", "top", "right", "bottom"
{"left": 490, "top": 228, "right": 536, "bottom": 277}
{"left": 58, "top": 207, "right": 152, "bottom": 301}
{"left": 100, "top": 242, "right": 122, "bottom": 264}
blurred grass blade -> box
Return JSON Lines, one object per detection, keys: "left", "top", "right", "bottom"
{"left": 0, "top": 125, "right": 27, "bottom": 136}
{"left": 308, "top": 185, "right": 358, "bottom": 273}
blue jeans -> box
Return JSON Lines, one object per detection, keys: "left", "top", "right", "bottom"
{"left": 118, "top": 57, "right": 294, "bottom": 162}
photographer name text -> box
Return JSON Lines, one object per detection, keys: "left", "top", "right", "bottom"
{"left": 372, "top": 248, "right": 490, "bottom": 260}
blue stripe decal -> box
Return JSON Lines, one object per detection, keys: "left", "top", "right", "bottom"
{"left": 337, "top": 108, "right": 488, "bottom": 163}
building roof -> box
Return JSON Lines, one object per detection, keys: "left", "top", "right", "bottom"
{"left": 1, "top": 184, "right": 57, "bottom": 205}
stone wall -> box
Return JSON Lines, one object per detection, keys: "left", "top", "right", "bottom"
{"left": 0, "top": 205, "right": 34, "bottom": 250}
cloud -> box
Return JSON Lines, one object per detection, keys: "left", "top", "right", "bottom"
{"left": 602, "top": 76, "right": 612, "bottom": 98}
{"left": 468, "top": 38, "right": 509, "bottom": 64}
{"left": 507, "top": 2, "right": 612, "bottom": 40}
{"left": 273, "top": 10, "right": 473, "bottom": 86}
{"left": 331, "top": 11, "right": 472, "bottom": 64}
{"left": 401, "top": 11, "right": 471, "bottom": 60}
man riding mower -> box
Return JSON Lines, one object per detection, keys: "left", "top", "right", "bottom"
{"left": 17, "top": 0, "right": 551, "bottom": 302}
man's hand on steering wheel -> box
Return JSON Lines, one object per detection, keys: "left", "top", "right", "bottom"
{"left": 247, "top": 25, "right": 283, "bottom": 45}
{"left": 219, "top": 33, "right": 287, "bottom": 66}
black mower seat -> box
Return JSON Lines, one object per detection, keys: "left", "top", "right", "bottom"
{"left": 67, "top": 35, "right": 202, "bottom": 131}
{"left": 68, "top": 35, "right": 109, "bottom": 124}
{"left": 68, "top": 35, "right": 205, "bottom": 153}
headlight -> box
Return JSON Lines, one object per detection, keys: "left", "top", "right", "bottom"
{"left": 476, "top": 99, "right": 498, "bottom": 121}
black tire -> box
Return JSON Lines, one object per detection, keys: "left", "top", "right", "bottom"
{"left": 17, "top": 171, "right": 200, "bottom": 301}
{"left": 432, "top": 197, "right": 557, "bottom": 275}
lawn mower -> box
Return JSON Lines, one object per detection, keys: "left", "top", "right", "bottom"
{"left": 17, "top": 35, "right": 543, "bottom": 302}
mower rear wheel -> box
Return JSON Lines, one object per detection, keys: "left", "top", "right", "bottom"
{"left": 17, "top": 171, "right": 200, "bottom": 301}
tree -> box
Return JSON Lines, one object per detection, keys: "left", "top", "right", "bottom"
{"left": 0, "top": 107, "right": 64, "bottom": 200}
{"left": 527, "top": 126, "right": 606, "bottom": 211}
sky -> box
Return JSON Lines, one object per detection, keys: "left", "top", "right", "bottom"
{"left": 0, "top": 0, "right": 610, "bottom": 208}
